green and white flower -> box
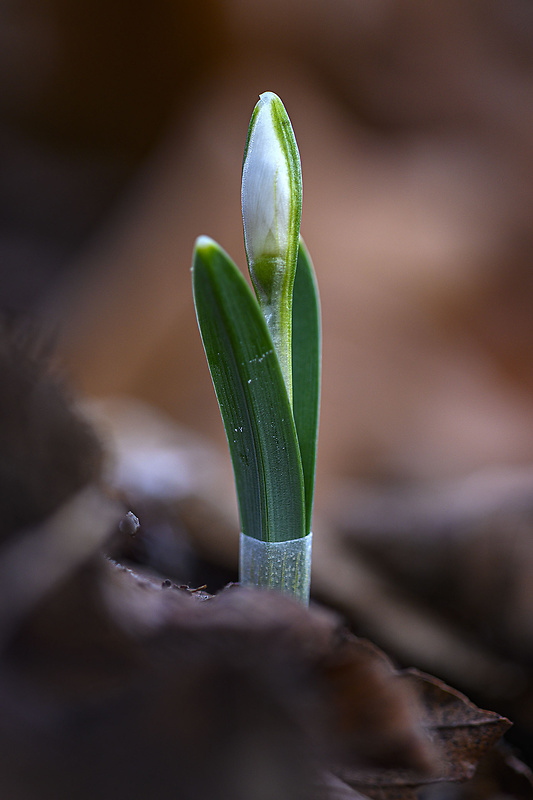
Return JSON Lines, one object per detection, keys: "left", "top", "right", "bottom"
{"left": 241, "top": 92, "right": 302, "bottom": 402}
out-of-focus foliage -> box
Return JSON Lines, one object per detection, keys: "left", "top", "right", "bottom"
{"left": 2, "top": 2, "right": 533, "bottom": 792}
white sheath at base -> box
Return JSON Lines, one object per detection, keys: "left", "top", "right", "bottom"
{"left": 239, "top": 532, "right": 312, "bottom": 605}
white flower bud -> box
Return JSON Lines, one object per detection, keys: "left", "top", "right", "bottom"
{"left": 241, "top": 92, "right": 302, "bottom": 401}
{"left": 241, "top": 92, "right": 302, "bottom": 307}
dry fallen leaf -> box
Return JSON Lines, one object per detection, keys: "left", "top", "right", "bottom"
{"left": 0, "top": 325, "right": 517, "bottom": 799}
{"left": 330, "top": 669, "right": 510, "bottom": 800}
{"left": 0, "top": 547, "right": 512, "bottom": 800}
{"left": 402, "top": 671, "right": 512, "bottom": 783}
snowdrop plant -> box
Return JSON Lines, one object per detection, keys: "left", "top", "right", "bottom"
{"left": 192, "top": 92, "right": 320, "bottom": 604}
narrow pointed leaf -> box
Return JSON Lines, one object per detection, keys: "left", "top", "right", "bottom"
{"left": 292, "top": 238, "right": 321, "bottom": 534}
{"left": 192, "top": 237, "right": 306, "bottom": 543}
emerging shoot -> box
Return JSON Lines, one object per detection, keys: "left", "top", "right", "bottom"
{"left": 192, "top": 92, "right": 320, "bottom": 603}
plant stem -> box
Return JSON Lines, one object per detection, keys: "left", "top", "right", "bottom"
{"left": 239, "top": 532, "right": 312, "bottom": 603}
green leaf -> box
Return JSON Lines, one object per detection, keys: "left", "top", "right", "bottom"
{"left": 292, "top": 238, "right": 321, "bottom": 535}
{"left": 192, "top": 236, "right": 306, "bottom": 543}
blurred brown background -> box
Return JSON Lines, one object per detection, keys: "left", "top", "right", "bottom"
{"left": 6, "top": 1, "right": 533, "bottom": 774}
{"left": 3, "top": 0, "right": 533, "bottom": 498}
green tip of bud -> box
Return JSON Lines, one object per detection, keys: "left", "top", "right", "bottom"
{"left": 258, "top": 91, "right": 279, "bottom": 103}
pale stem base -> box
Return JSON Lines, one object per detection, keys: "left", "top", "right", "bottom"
{"left": 239, "top": 532, "right": 312, "bottom": 605}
